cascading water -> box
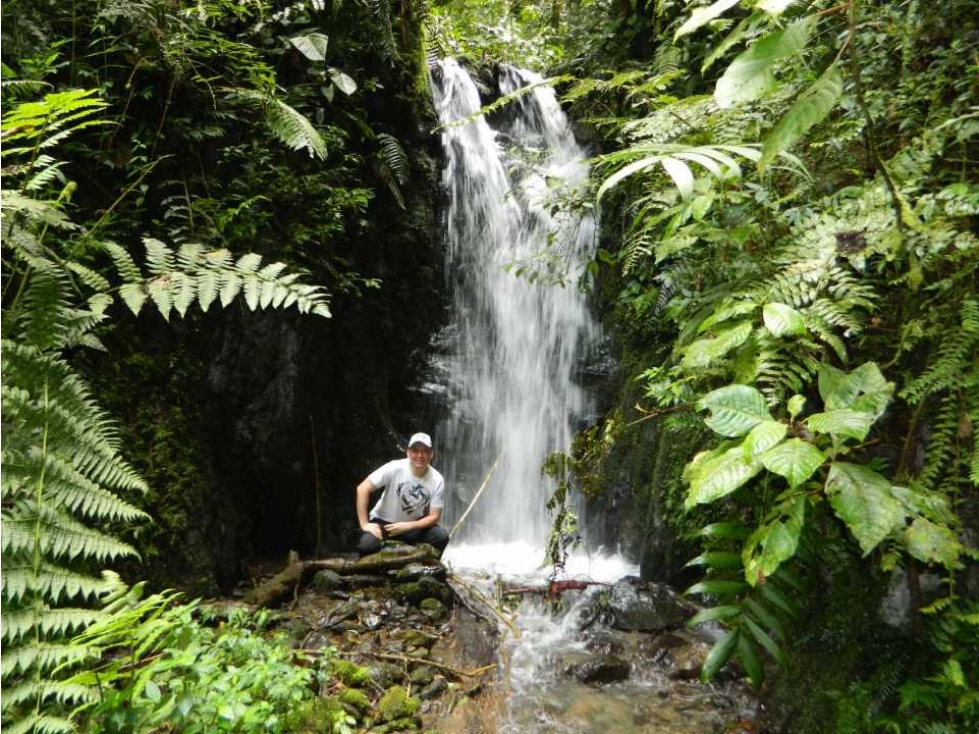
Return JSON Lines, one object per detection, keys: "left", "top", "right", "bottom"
{"left": 427, "top": 60, "right": 758, "bottom": 733}
{"left": 432, "top": 58, "right": 599, "bottom": 557}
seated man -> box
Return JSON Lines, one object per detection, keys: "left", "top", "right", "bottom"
{"left": 356, "top": 432, "right": 449, "bottom": 556}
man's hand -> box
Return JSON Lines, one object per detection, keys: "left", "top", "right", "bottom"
{"left": 384, "top": 521, "right": 414, "bottom": 537}
{"left": 361, "top": 522, "right": 384, "bottom": 540}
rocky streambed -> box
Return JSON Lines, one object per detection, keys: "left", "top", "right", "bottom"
{"left": 240, "top": 544, "right": 759, "bottom": 734}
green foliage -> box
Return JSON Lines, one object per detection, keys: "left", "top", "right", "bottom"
{"left": 0, "top": 77, "right": 334, "bottom": 732}
{"left": 573, "top": 0, "right": 979, "bottom": 708}
{"left": 70, "top": 578, "right": 333, "bottom": 734}
{"left": 877, "top": 600, "right": 979, "bottom": 733}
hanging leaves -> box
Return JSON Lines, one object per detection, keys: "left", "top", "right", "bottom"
{"left": 675, "top": 0, "right": 742, "bottom": 40}
{"left": 289, "top": 32, "right": 330, "bottom": 61}
{"left": 761, "top": 66, "right": 843, "bottom": 168}
{"left": 697, "top": 384, "right": 772, "bottom": 437}
{"left": 825, "top": 462, "right": 907, "bottom": 555}
{"left": 762, "top": 302, "right": 807, "bottom": 337}
{"left": 714, "top": 16, "right": 817, "bottom": 108}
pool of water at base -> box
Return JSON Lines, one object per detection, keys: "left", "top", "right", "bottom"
{"left": 442, "top": 543, "right": 758, "bottom": 734}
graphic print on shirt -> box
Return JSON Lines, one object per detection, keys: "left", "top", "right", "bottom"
{"left": 397, "top": 481, "right": 430, "bottom": 516}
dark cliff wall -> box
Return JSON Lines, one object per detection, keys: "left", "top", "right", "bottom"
{"left": 85, "top": 67, "right": 445, "bottom": 595}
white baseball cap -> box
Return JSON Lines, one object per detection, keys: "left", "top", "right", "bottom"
{"left": 408, "top": 432, "right": 433, "bottom": 448}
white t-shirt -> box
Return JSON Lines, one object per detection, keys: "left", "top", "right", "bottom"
{"left": 367, "top": 459, "right": 445, "bottom": 523}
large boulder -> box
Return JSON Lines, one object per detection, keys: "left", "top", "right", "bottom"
{"left": 606, "top": 579, "right": 693, "bottom": 632}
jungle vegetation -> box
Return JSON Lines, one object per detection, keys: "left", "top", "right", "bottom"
{"left": 2, "top": 1, "right": 977, "bottom": 734}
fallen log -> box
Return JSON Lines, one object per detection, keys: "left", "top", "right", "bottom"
{"left": 245, "top": 545, "right": 441, "bottom": 607}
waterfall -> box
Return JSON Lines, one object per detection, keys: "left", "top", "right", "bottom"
{"left": 431, "top": 59, "right": 599, "bottom": 559}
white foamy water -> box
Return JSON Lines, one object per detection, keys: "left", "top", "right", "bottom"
{"left": 443, "top": 541, "right": 638, "bottom": 583}
{"left": 431, "top": 59, "right": 599, "bottom": 548}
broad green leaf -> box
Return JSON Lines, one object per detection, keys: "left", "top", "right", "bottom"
{"left": 700, "top": 522, "right": 752, "bottom": 540}
{"left": 760, "top": 438, "right": 826, "bottom": 487}
{"left": 761, "top": 66, "right": 842, "bottom": 167}
{"left": 289, "top": 32, "right": 329, "bottom": 61}
{"left": 697, "top": 383, "right": 771, "bottom": 437}
{"left": 743, "top": 616, "right": 786, "bottom": 666}
{"left": 682, "top": 320, "right": 753, "bottom": 369}
{"left": 903, "top": 517, "right": 961, "bottom": 568}
{"left": 328, "top": 68, "right": 357, "bottom": 95}
{"left": 759, "top": 582, "right": 798, "bottom": 617}
{"left": 806, "top": 409, "right": 875, "bottom": 441}
{"left": 675, "top": 0, "right": 741, "bottom": 40}
{"left": 687, "top": 605, "right": 743, "bottom": 626}
{"left": 702, "top": 13, "right": 763, "bottom": 73}
{"left": 889, "top": 485, "right": 956, "bottom": 525}
{"left": 737, "top": 631, "right": 764, "bottom": 686}
{"left": 744, "top": 597, "right": 785, "bottom": 640}
{"left": 661, "top": 156, "right": 695, "bottom": 199}
{"left": 685, "top": 579, "right": 749, "bottom": 597}
{"left": 743, "top": 497, "right": 804, "bottom": 585}
{"left": 787, "top": 394, "right": 806, "bottom": 419}
{"left": 817, "top": 362, "right": 893, "bottom": 416}
{"left": 698, "top": 299, "right": 758, "bottom": 333}
{"left": 686, "top": 447, "right": 763, "bottom": 507}
{"left": 144, "top": 679, "right": 161, "bottom": 702}
{"left": 685, "top": 551, "right": 744, "bottom": 569}
{"left": 825, "top": 462, "right": 907, "bottom": 555}
{"left": 701, "top": 629, "right": 739, "bottom": 682}
{"left": 715, "top": 16, "right": 817, "bottom": 108}
{"left": 762, "top": 302, "right": 806, "bottom": 337}
{"left": 743, "top": 420, "right": 787, "bottom": 460}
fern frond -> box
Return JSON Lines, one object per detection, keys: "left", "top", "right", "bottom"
{"left": 2, "top": 506, "right": 138, "bottom": 563}
{"left": 0, "top": 641, "right": 92, "bottom": 678}
{"left": 2, "top": 565, "right": 107, "bottom": 605}
{"left": 1, "top": 607, "right": 102, "bottom": 644}
{"left": 266, "top": 98, "right": 328, "bottom": 160}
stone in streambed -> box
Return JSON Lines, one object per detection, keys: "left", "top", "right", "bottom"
{"left": 311, "top": 569, "right": 344, "bottom": 591}
{"left": 558, "top": 651, "right": 631, "bottom": 685}
{"left": 393, "top": 576, "right": 453, "bottom": 606}
{"left": 368, "top": 661, "right": 405, "bottom": 689}
{"left": 606, "top": 580, "right": 692, "bottom": 632}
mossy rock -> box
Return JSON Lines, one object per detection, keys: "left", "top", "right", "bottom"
{"left": 339, "top": 687, "right": 371, "bottom": 714}
{"left": 368, "top": 661, "right": 405, "bottom": 688}
{"left": 392, "top": 576, "right": 452, "bottom": 606}
{"left": 332, "top": 659, "right": 371, "bottom": 687}
{"left": 282, "top": 696, "right": 344, "bottom": 733}
{"left": 408, "top": 665, "right": 434, "bottom": 686}
{"left": 403, "top": 630, "right": 438, "bottom": 649}
{"left": 419, "top": 597, "right": 447, "bottom": 621}
{"left": 376, "top": 685, "right": 420, "bottom": 722}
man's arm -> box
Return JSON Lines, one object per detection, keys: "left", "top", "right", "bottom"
{"left": 385, "top": 508, "right": 442, "bottom": 537}
{"left": 356, "top": 478, "right": 383, "bottom": 540}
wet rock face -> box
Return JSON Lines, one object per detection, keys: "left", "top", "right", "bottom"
{"left": 605, "top": 579, "right": 694, "bottom": 632}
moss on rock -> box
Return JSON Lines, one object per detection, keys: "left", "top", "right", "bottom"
{"left": 332, "top": 659, "right": 371, "bottom": 687}
{"left": 376, "top": 685, "right": 420, "bottom": 722}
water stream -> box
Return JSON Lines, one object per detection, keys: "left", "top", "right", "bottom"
{"left": 429, "top": 59, "right": 756, "bottom": 732}
{"left": 432, "top": 58, "right": 597, "bottom": 548}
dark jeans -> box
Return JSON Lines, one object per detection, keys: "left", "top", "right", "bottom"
{"left": 357, "top": 521, "right": 449, "bottom": 557}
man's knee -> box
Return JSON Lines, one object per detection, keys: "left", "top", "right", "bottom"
{"left": 357, "top": 531, "right": 382, "bottom": 556}
{"left": 424, "top": 525, "right": 449, "bottom": 553}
